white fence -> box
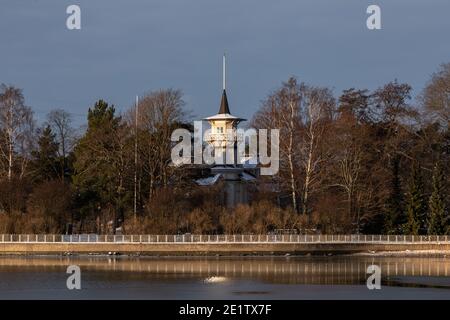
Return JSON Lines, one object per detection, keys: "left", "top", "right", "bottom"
{"left": 0, "top": 234, "right": 449, "bottom": 244}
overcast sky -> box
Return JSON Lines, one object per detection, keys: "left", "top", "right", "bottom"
{"left": 1, "top": 0, "right": 449, "bottom": 126}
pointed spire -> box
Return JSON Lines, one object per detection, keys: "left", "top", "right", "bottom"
{"left": 218, "top": 89, "right": 231, "bottom": 114}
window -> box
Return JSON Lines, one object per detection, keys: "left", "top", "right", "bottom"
{"left": 216, "top": 127, "right": 223, "bottom": 133}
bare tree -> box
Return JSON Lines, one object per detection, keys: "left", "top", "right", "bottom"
{"left": 126, "top": 89, "right": 187, "bottom": 203}
{"left": 299, "top": 87, "right": 335, "bottom": 215}
{"left": 253, "top": 78, "right": 334, "bottom": 214}
{"left": 252, "top": 77, "right": 302, "bottom": 212}
{"left": 329, "top": 112, "right": 365, "bottom": 232}
{"left": 46, "top": 109, "right": 76, "bottom": 182}
{"left": 373, "top": 80, "right": 415, "bottom": 124}
{"left": 0, "top": 84, "right": 35, "bottom": 181}
{"left": 420, "top": 62, "right": 450, "bottom": 125}
{"left": 283, "top": 79, "right": 302, "bottom": 213}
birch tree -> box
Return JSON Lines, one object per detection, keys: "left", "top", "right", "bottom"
{"left": 298, "top": 87, "right": 335, "bottom": 215}
{"left": 252, "top": 77, "right": 302, "bottom": 212}
{"left": 0, "top": 84, "right": 35, "bottom": 181}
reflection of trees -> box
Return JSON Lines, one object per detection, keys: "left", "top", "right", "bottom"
{"left": 1, "top": 257, "right": 449, "bottom": 285}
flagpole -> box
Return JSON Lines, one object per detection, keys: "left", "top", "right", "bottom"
{"left": 134, "top": 95, "right": 138, "bottom": 221}
{"left": 223, "top": 52, "right": 226, "bottom": 90}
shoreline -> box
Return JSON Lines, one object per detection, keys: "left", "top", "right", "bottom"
{"left": 1, "top": 242, "right": 450, "bottom": 257}
{"left": 1, "top": 251, "right": 450, "bottom": 258}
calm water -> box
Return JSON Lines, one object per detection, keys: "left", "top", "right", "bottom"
{"left": 0, "top": 255, "right": 449, "bottom": 299}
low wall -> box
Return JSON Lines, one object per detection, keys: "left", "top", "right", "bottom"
{"left": 1, "top": 242, "right": 450, "bottom": 255}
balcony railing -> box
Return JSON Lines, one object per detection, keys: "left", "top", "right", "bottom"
{"left": 204, "top": 132, "right": 244, "bottom": 142}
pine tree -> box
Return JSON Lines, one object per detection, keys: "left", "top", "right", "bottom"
{"left": 384, "top": 157, "right": 404, "bottom": 234}
{"left": 73, "top": 100, "right": 132, "bottom": 234}
{"left": 427, "top": 163, "right": 449, "bottom": 235}
{"left": 31, "top": 125, "right": 60, "bottom": 181}
{"left": 403, "top": 164, "right": 427, "bottom": 235}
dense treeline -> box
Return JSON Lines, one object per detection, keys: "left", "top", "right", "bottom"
{"left": 0, "top": 63, "right": 449, "bottom": 235}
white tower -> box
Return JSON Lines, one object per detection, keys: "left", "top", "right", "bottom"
{"left": 197, "top": 54, "right": 256, "bottom": 207}
{"left": 204, "top": 54, "right": 245, "bottom": 165}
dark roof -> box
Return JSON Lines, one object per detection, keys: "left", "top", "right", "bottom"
{"left": 218, "top": 89, "right": 231, "bottom": 114}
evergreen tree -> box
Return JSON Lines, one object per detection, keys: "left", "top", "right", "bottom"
{"left": 31, "top": 125, "right": 60, "bottom": 181}
{"left": 384, "top": 157, "right": 404, "bottom": 234}
{"left": 403, "top": 164, "right": 427, "bottom": 235}
{"left": 73, "top": 100, "right": 132, "bottom": 233}
{"left": 427, "top": 163, "right": 449, "bottom": 234}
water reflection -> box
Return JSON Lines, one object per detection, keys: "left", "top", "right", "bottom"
{"left": 0, "top": 256, "right": 449, "bottom": 286}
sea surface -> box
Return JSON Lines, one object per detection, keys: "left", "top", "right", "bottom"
{"left": 0, "top": 255, "right": 449, "bottom": 299}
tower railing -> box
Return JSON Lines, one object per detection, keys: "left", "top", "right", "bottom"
{"left": 204, "top": 132, "right": 244, "bottom": 142}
